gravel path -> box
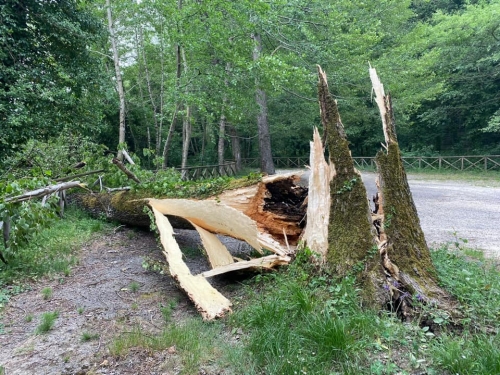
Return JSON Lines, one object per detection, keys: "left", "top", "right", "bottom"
{"left": 282, "top": 169, "right": 500, "bottom": 258}
{"left": 362, "top": 172, "right": 500, "bottom": 258}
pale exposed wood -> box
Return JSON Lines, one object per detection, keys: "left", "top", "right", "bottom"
{"left": 200, "top": 255, "right": 291, "bottom": 278}
{"left": 5, "top": 181, "right": 83, "bottom": 203}
{"left": 257, "top": 232, "right": 290, "bottom": 256}
{"left": 122, "top": 150, "right": 135, "bottom": 165}
{"left": 217, "top": 173, "right": 306, "bottom": 246}
{"left": 148, "top": 198, "right": 262, "bottom": 253}
{"left": 151, "top": 206, "right": 232, "bottom": 320}
{"left": 301, "top": 127, "right": 333, "bottom": 260}
{"left": 191, "top": 222, "right": 234, "bottom": 268}
{"left": 369, "top": 64, "right": 388, "bottom": 145}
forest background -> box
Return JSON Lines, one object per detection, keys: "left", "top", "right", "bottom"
{"left": 2, "top": 0, "right": 500, "bottom": 171}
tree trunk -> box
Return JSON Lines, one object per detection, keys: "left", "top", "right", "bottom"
{"left": 369, "top": 67, "right": 457, "bottom": 318}
{"left": 162, "top": 0, "right": 183, "bottom": 169}
{"left": 181, "top": 48, "right": 191, "bottom": 174}
{"left": 137, "top": 26, "right": 161, "bottom": 156}
{"left": 217, "top": 104, "right": 226, "bottom": 172}
{"left": 72, "top": 173, "right": 307, "bottom": 246}
{"left": 106, "top": 0, "right": 126, "bottom": 161}
{"left": 252, "top": 33, "right": 275, "bottom": 175}
{"left": 229, "top": 125, "right": 242, "bottom": 172}
{"left": 316, "top": 66, "right": 379, "bottom": 281}
{"left": 312, "top": 65, "right": 459, "bottom": 319}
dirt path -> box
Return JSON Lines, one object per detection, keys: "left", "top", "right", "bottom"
{"left": 0, "top": 229, "right": 246, "bottom": 375}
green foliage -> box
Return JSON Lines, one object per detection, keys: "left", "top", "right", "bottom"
{"left": 81, "top": 331, "right": 100, "bottom": 342}
{"left": 0, "top": 0, "right": 109, "bottom": 158}
{"left": 41, "top": 287, "right": 52, "bottom": 300}
{"left": 35, "top": 311, "right": 59, "bottom": 334}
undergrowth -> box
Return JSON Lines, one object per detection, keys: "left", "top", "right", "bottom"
{"left": 108, "top": 243, "right": 500, "bottom": 375}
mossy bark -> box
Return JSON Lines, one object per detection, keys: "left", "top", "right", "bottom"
{"left": 317, "top": 67, "right": 382, "bottom": 304}
{"left": 370, "top": 68, "right": 458, "bottom": 318}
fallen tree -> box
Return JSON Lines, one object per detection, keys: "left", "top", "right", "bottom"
{"left": 3, "top": 67, "right": 458, "bottom": 322}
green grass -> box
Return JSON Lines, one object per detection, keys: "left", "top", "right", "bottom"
{"left": 109, "top": 319, "right": 227, "bottom": 375}
{"left": 41, "top": 287, "right": 52, "bottom": 300}
{"left": 406, "top": 169, "right": 500, "bottom": 186}
{"left": 35, "top": 311, "right": 59, "bottom": 334}
{"left": 81, "top": 331, "right": 100, "bottom": 342}
{"left": 107, "top": 243, "right": 500, "bottom": 374}
{"left": 128, "top": 281, "right": 140, "bottom": 293}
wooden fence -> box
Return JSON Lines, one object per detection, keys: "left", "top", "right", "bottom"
{"left": 176, "top": 162, "right": 237, "bottom": 181}
{"left": 241, "top": 156, "right": 500, "bottom": 171}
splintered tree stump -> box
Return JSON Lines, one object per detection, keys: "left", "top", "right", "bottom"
{"left": 369, "top": 66, "right": 458, "bottom": 318}
{"left": 315, "top": 66, "right": 379, "bottom": 279}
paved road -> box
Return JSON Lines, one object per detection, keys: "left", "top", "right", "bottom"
{"left": 361, "top": 172, "right": 500, "bottom": 258}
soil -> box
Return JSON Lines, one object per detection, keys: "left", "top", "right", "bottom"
{"left": 0, "top": 228, "right": 252, "bottom": 375}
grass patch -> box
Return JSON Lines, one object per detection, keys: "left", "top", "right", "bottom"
{"left": 41, "top": 287, "right": 52, "bottom": 300}
{"left": 109, "top": 319, "right": 228, "bottom": 375}
{"left": 406, "top": 169, "right": 500, "bottom": 186}
{"left": 431, "top": 244, "right": 500, "bottom": 328}
{"left": 35, "top": 311, "right": 59, "bottom": 334}
{"left": 128, "top": 281, "right": 140, "bottom": 293}
{"left": 160, "top": 300, "right": 177, "bottom": 323}
{"left": 81, "top": 331, "right": 100, "bottom": 342}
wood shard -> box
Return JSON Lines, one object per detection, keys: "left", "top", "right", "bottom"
{"left": 200, "top": 255, "right": 291, "bottom": 278}
{"left": 190, "top": 222, "right": 234, "bottom": 268}
{"left": 151, "top": 206, "right": 232, "bottom": 320}
{"left": 148, "top": 198, "right": 262, "bottom": 252}
{"left": 301, "top": 127, "right": 333, "bottom": 260}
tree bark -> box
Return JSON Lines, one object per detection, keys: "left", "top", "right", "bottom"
{"left": 162, "top": 0, "right": 183, "bottom": 169}
{"left": 316, "top": 66, "right": 378, "bottom": 280}
{"left": 252, "top": 33, "right": 275, "bottom": 175}
{"left": 229, "top": 125, "right": 242, "bottom": 172}
{"left": 218, "top": 104, "right": 227, "bottom": 172}
{"left": 369, "top": 67, "right": 457, "bottom": 318}
{"left": 180, "top": 48, "right": 191, "bottom": 175}
{"left": 106, "top": 0, "right": 126, "bottom": 161}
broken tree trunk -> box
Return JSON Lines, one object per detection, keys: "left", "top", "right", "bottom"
{"left": 73, "top": 173, "right": 307, "bottom": 249}
{"left": 150, "top": 205, "right": 232, "bottom": 320}
{"left": 147, "top": 194, "right": 294, "bottom": 320}
{"left": 316, "top": 66, "right": 379, "bottom": 281}
{"left": 369, "top": 67, "right": 457, "bottom": 317}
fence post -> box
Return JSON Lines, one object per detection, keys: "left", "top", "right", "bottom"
{"left": 439, "top": 157, "right": 442, "bottom": 170}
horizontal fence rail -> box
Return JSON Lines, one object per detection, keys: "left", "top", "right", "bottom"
{"left": 241, "top": 156, "right": 500, "bottom": 171}
{"left": 176, "top": 162, "right": 237, "bottom": 181}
